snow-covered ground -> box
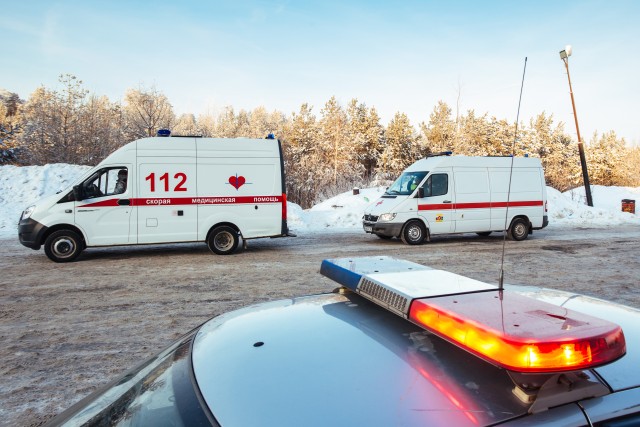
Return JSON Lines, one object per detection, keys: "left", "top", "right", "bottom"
{"left": 1, "top": 164, "right": 638, "bottom": 239}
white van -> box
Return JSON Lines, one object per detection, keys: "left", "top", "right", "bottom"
{"left": 18, "top": 134, "right": 290, "bottom": 262}
{"left": 363, "top": 153, "right": 548, "bottom": 244}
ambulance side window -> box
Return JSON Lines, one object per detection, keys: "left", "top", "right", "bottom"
{"left": 423, "top": 174, "right": 448, "bottom": 197}
{"left": 81, "top": 168, "right": 126, "bottom": 199}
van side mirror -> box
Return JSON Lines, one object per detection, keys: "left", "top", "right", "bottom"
{"left": 417, "top": 187, "right": 425, "bottom": 199}
{"left": 73, "top": 185, "right": 84, "bottom": 201}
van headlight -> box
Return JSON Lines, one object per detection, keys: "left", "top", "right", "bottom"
{"left": 378, "top": 213, "right": 396, "bottom": 222}
{"left": 21, "top": 205, "right": 36, "bottom": 221}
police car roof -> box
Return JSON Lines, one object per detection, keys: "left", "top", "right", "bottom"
{"left": 191, "top": 286, "right": 639, "bottom": 426}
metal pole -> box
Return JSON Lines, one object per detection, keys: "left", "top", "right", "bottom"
{"left": 562, "top": 57, "right": 594, "bottom": 207}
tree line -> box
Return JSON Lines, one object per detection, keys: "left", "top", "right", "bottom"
{"left": 1, "top": 74, "right": 638, "bottom": 208}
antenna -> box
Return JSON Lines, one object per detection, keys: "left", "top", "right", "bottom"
{"left": 499, "top": 57, "right": 528, "bottom": 291}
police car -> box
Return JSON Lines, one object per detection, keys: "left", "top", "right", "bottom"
{"left": 45, "top": 257, "right": 639, "bottom": 426}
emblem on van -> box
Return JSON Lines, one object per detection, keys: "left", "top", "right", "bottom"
{"left": 228, "top": 174, "right": 246, "bottom": 190}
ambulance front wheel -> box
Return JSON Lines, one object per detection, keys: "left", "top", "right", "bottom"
{"left": 208, "top": 226, "right": 239, "bottom": 255}
{"left": 44, "top": 230, "right": 84, "bottom": 262}
{"left": 401, "top": 221, "right": 426, "bottom": 245}
{"left": 508, "top": 218, "right": 530, "bottom": 241}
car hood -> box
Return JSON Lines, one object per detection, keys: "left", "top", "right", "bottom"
{"left": 364, "top": 195, "right": 408, "bottom": 216}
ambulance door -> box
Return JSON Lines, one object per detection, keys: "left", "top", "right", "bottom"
{"left": 417, "top": 168, "right": 454, "bottom": 234}
{"left": 75, "top": 166, "right": 134, "bottom": 246}
{"left": 137, "top": 161, "right": 198, "bottom": 244}
{"left": 452, "top": 168, "right": 491, "bottom": 233}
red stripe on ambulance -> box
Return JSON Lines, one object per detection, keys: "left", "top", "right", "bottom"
{"left": 79, "top": 195, "right": 285, "bottom": 208}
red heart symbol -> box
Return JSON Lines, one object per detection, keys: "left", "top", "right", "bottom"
{"left": 229, "top": 175, "right": 246, "bottom": 190}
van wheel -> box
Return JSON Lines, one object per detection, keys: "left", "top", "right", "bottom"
{"left": 476, "top": 231, "right": 492, "bottom": 237}
{"left": 44, "top": 230, "right": 83, "bottom": 262}
{"left": 208, "top": 226, "right": 239, "bottom": 255}
{"left": 508, "top": 218, "right": 529, "bottom": 241}
{"left": 401, "top": 221, "right": 426, "bottom": 245}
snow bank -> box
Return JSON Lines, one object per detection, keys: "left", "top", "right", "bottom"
{"left": 0, "top": 164, "right": 91, "bottom": 237}
{"left": 0, "top": 164, "right": 637, "bottom": 239}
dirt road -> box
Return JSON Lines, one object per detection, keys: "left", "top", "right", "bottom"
{"left": 1, "top": 225, "right": 639, "bottom": 426}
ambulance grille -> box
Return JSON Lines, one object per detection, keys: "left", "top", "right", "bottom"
{"left": 364, "top": 214, "right": 378, "bottom": 222}
{"left": 358, "top": 278, "right": 410, "bottom": 317}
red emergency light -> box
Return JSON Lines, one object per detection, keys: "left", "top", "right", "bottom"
{"left": 409, "top": 291, "right": 626, "bottom": 373}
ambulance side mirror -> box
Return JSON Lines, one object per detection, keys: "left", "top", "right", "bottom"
{"left": 417, "top": 187, "right": 425, "bottom": 199}
{"left": 73, "top": 185, "right": 84, "bottom": 201}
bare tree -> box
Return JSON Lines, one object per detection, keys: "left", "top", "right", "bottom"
{"left": 124, "top": 87, "right": 175, "bottom": 139}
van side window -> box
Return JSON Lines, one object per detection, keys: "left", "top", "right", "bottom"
{"left": 424, "top": 174, "right": 448, "bottom": 197}
{"left": 81, "top": 168, "right": 127, "bottom": 199}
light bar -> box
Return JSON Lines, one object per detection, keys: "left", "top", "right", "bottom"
{"left": 320, "top": 256, "right": 495, "bottom": 317}
{"left": 321, "top": 257, "right": 626, "bottom": 373}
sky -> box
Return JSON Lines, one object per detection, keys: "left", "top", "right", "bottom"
{"left": 2, "top": 1, "right": 639, "bottom": 144}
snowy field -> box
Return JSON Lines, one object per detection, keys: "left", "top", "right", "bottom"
{"left": 0, "top": 163, "right": 638, "bottom": 239}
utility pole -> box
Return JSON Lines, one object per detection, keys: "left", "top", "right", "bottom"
{"left": 560, "top": 45, "right": 593, "bottom": 207}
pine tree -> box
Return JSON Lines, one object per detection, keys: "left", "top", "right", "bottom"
{"left": 0, "top": 90, "right": 22, "bottom": 164}
{"left": 346, "top": 99, "right": 384, "bottom": 178}
{"left": 420, "top": 101, "right": 456, "bottom": 154}
{"left": 378, "top": 112, "right": 416, "bottom": 178}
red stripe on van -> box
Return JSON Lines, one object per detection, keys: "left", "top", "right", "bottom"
{"left": 418, "top": 200, "right": 543, "bottom": 211}
{"left": 79, "top": 195, "right": 285, "bottom": 208}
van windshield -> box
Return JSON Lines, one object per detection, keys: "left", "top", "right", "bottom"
{"left": 385, "top": 171, "right": 428, "bottom": 196}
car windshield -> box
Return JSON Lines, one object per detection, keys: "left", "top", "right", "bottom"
{"left": 385, "top": 171, "right": 427, "bottom": 196}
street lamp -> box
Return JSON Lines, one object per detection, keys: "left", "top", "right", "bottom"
{"left": 559, "top": 45, "right": 593, "bottom": 207}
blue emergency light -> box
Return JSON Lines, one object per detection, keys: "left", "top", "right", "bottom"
{"left": 157, "top": 129, "right": 171, "bottom": 137}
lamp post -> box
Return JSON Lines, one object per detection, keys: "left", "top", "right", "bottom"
{"left": 559, "top": 45, "right": 593, "bottom": 207}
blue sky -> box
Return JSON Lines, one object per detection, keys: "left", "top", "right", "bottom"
{"left": 2, "top": 0, "right": 639, "bottom": 144}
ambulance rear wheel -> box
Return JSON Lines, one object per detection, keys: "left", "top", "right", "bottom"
{"left": 208, "top": 226, "right": 239, "bottom": 255}
{"left": 44, "top": 230, "right": 83, "bottom": 262}
{"left": 401, "top": 221, "right": 426, "bottom": 245}
{"left": 508, "top": 218, "right": 529, "bottom": 241}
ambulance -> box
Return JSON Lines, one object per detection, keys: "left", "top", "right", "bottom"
{"left": 363, "top": 153, "right": 548, "bottom": 244}
{"left": 18, "top": 133, "right": 290, "bottom": 262}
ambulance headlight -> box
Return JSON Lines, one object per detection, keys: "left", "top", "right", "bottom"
{"left": 21, "top": 205, "right": 36, "bottom": 221}
{"left": 378, "top": 213, "right": 396, "bottom": 222}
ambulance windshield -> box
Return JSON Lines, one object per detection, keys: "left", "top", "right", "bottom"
{"left": 385, "top": 171, "right": 427, "bottom": 196}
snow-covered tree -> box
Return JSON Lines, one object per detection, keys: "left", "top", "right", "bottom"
{"left": 0, "top": 90, "right": 22, "bottom": 164}
{"left": 124, "top": 87, "right": 174, "bottom": 139}
{"left": 20, "top": 75, "right": 91, "bottom": 164}
{"left": 281, "top": 103, "right": 327, "bottom": 208}
{"left": 587, "top": 131, "right": 632, "bottom": 186}
{"left": 346, "top": 99, "right": 384, "bottom": 178}
{"left": 173, "top": 113, "right": 200, "bottom": 136}
{"left": 377, "top": 112, "right": 417, "bottom": 178}
{"left": 420, "top": 101, "right": 456, "bottom": 154}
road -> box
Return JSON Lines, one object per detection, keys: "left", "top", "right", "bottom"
{"left": 1, "top": 225, "right": 639, "bottom": 426}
